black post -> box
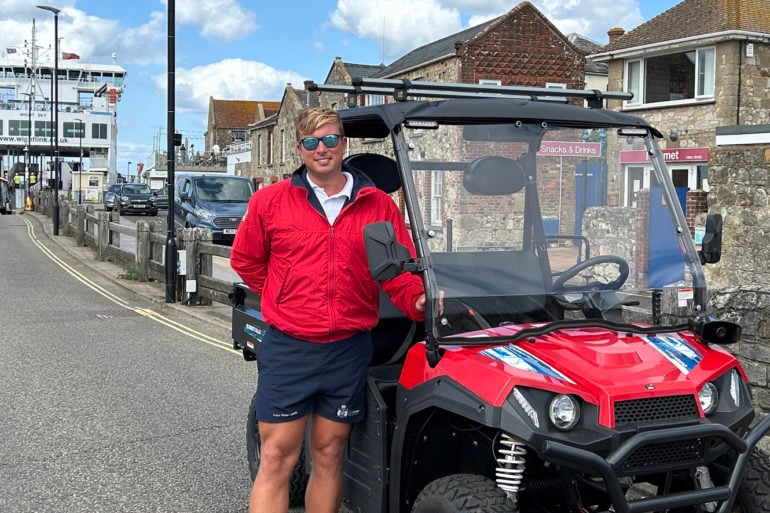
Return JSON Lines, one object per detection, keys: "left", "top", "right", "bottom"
{"left": 165, "top": 0, "right": 177, "bottom": 303}
{"left": 37, "top": 5, "right": 60, "bottom": 234}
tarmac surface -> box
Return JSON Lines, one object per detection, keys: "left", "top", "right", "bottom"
{"left": 23, "top": 208, "right": 234, "bottom": 333}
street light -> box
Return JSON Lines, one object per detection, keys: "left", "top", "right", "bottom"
{"left": 74, "top": 117, "right": 82, "bottom": 204}
{"left": 37, "top": 5, "right": 60, "bottom": 235}
{"left": 127, "top": 161, "right": 132, "bottom": 183}
{"left": 22, "top": 92, "right": 32, "bottom": 207}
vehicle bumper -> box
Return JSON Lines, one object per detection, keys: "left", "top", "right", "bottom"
{"left": 541, "top": 413, "right": 770, "bottom": 513}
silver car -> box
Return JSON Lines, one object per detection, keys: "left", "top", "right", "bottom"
{"left": 103, "top": 182, "right": 122, "bottom": 211}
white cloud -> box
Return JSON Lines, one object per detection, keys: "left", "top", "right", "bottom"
{"left": 328, "top": 0, "right": 646, "bottom": 62}
{"left": 169, "top": 0, "right": 258, "bottom": 42}
{"left": 152, "top": 58, "right": 308, "bottom": 113}
{"left": 330, "top": 0, "right": 463, "bottom": 61}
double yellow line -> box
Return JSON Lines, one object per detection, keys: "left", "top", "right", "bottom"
{"left": 23, "top": 216, "right": 238, "bottom": 354}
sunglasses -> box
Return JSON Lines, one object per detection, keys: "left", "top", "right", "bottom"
{"left": 299, "top": 134, "right": 341, "bottom": 151}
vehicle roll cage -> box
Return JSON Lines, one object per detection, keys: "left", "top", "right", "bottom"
{"left": 305, "top": 77, "right": 633, "bottom": 109}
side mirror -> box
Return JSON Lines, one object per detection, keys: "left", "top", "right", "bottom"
{"left": 364, "top": 222, "right": 412, "bottom": 280}
{"left": 689, "top": 313, "right": 740, "bottom": 345}
{"left": 179, "top": 190, "right": 189, "bottom": 202}
{"left": 699, "top": 213, "right": 722, "bottom": 264}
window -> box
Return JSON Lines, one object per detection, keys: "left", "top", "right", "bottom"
{"left": 430, "top": 170, "right": 442, "bottom": 225}
{"left": 34, "top": 121, "right": 52, "bottom": 137}
{"left": 624, "top": 47, "right": 715, "bottom": 106}
{"left": 232, "top": 129, "right": 245, "bottom": 142}
{"left": 91, "top": 123, "right": 108, "bottom": 139}
{"left": 79, "top": 91, "right": 93, "bottom": 108}
{"left": 63, "top": 121, "right": 85, "bottom": 138}
{"left": 9, "top": 120, "right": 29, "bottom": 136}
{"left": 89, "top": 176, "right": 99, "bottom": 187}
{"left": 366, "top": 94, "right": 385, "bottom": 106}
{"left": 0, "top": 120, "right": 3, "bottom": 135}
{"left": 280, "top": 129, "right": 285, "bottom": 163}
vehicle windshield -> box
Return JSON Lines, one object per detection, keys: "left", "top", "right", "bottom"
{"left": 194, "top": 177, "right": 253, "bottom": 202}
{"left": 122, "top": 184, "right": 151, "bottom": 194}
{"left": 399, "top": 122, "right": 703, "bottom": 337}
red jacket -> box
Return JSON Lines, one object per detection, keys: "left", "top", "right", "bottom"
{"left": 230, "top": 167, "right": 425, "bottom": 343}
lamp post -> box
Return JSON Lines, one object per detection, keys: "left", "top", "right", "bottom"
{"left": 74, "top": 117, "right": 82, "bottom": 203}
{"left": 22, "top": 92, "right": 32, "bottom": 206}
{"left": 127, "top": 161, "right": 132, "bottom": 183}
{"left": 166, "top": 0, "right": 177, "bottom": 303}
{"left": 37, "top": 5, "right": 60, "bottom": 235}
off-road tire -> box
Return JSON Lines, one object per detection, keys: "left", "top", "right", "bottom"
{"left": 246, "top": 393, "right": 308, "bottom": 508}
{"left": 735, "top": 448, "right": 770, "bottom": 513}
{"left": 411, "top": 473, "right": 514, "bottom": 513}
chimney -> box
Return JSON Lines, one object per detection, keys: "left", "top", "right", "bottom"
{"left": 607, "top": 27, "right": 625, "bottom": 44}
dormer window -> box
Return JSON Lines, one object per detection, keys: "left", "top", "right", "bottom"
{"left": 624, "top": 46, "right": 715, "bottom": 107}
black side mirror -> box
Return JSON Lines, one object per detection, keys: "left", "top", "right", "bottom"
{"left": 364, "top": 222, "right": 412, "bottom": 280}
{"left": 699, "top": 213, "right": 722, "bottom": 264}
{"left": 179, "top": 190, "right": 189, "bottom": 201}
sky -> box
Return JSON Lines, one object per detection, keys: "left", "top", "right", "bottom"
{"left": 1, "top": 0, "right": 682, "bottom": 175}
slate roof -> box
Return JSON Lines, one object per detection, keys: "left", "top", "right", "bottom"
{"left": 373, "top": 19, "right": 498, "bottom": 78}
{"left": 603, "top": 0, "right": 770, "bottom": 52}
{"left": 567, "top": 33, "right": 607, "bottom": 75}
{"left": 293, "top": 88, "right": 321, "bottom": 109}
{"left": 211, "top": 99, "right": 280, "bottom": 128}
{"left": 344, "top": 62, "right": 385, "bottom": 80}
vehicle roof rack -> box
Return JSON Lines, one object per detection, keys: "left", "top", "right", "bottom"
{"left": 304, "top": 77, "right": 633, "bottom": 109}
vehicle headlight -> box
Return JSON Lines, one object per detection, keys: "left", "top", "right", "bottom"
{"left": 549, "top": 394, "right": 581, "bottom": 431}
{"left": 194, "top": 207, "right": 214, "bottom": 220}
{"left": 698, "top": 382, "right": 719, "bottom": 416}
{"left": 120, "top": 195, "right": 130, "bottom": 202}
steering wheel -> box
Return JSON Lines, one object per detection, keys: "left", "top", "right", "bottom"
{"left": 552, "top": 255, "right": 630, "bottom": 293}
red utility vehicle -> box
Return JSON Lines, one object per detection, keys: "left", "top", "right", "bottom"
{"left": 232, "top": 79, "right": 770, "bottom": 513}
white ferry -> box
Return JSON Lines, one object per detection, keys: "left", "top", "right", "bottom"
{"left": 0, "top": 20, "right": 125, "bottom": 203}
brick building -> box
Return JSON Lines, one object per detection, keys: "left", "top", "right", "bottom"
{"left": 204, "top": 97, "right": 279, "bottom": 158}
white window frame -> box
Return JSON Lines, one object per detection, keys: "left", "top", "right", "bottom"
{"left": 430, "top": 170, "right": 442, "bottom": 226}
{"left": 624, "top": 46, "right": 715, "bottom": 107}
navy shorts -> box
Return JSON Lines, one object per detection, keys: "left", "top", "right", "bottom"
{"left": 254, "top": 327, "right": 373, "bottom": 424}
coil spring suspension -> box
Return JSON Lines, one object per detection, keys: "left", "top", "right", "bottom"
{"left": 495, "top": 433, "right": 527, "bottom": 494}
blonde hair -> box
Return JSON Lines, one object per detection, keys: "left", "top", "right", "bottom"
{"left": 295, "top": 108, "right": 344, "bottom": 139}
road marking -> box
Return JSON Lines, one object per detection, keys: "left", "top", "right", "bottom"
{"left": 23, "top": 216, "right": 238, "bottom": 355}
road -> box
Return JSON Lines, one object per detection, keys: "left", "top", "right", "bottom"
{"left": 0, "top": 213, "right": 255, "bottom": 512}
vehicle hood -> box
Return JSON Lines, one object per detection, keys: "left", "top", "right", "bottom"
{"left": 195, "top": 199, "right": 248, "bottom": 216}
{"left": 122, "top": 191, "right": 152, "bottom": 199}
{"left": 400, "top": 325, "right": 741, "bottom": 426}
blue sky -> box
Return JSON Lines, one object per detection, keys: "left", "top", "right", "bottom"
{"left": 1, "top": 0, "right": 681, "bottom": 175}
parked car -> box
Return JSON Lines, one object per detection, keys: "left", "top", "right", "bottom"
{"left": 174, "top": 174, "right": 254, "bottom": 244}
{"left": 103, "top": 182, "right": 122, "bottom": 212}
{"left": 149, "top": 184, "right": 169, "bottom": 210}
{"left": 0, "top": 177, "right": 11, "bottom": 214}
{"left": 113, "top": 183, "right": 158, "bottom": 216}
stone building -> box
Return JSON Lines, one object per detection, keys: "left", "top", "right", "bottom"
{"left": 590, "top": 0, "right": 770, "bottom": 414}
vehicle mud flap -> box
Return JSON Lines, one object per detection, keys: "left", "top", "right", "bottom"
{"left": 342, "top": 365, "right": 400, "bottom": 513}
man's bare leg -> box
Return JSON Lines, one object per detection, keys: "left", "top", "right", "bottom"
{"left": 304, "top": 414, "right": 352, "bottom": 513}
{"left": 249, "top": 416, "right": 308, "bottom": 513}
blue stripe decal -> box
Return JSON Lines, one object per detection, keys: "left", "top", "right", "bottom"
{"left": 481, "top": 345, "right": 575, "bottom": 384}
{"left": 646, "top": 335, "right": 703, "bottom": 374}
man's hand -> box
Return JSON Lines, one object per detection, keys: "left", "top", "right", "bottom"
{"left": 415, "top": 290, "right": 444, "bottom": 315}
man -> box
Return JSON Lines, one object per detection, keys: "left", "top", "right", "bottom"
{"left": 230, "top": 107, "right": 427, "bottom": 513}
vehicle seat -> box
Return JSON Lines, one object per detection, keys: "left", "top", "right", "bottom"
{"left": 344, "top": 153, "right": 402, "bottom": 194}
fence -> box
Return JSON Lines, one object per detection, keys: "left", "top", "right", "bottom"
{"left": 32, "top": 189, "right": 234, "bottom": 307}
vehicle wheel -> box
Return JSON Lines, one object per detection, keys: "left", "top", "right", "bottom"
{"left": 734, "top": 448, "right": 770, "bottom": 513}
{"left": 246, "top": 393, "right": 308, "bottom": 508}
{"left": 411, "top": 473, "right": 514, "bottom": 513}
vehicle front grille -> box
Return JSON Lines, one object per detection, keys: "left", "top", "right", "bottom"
{"left": 618, "top": 438, "right": 706, "bottom": 475}
{"left": 614, "top": 395, "right": 700, "bottom": 426}
{"left": 213, "top": 216, "right": 242, "bottom": 229}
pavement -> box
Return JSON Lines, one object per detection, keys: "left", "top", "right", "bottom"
{"left": 18, "top": 208, "right": 234, "bottom": 334}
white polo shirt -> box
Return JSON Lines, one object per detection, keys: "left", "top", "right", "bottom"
{"left": 307, "top": 171, "right": 354, "bottom": 224}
